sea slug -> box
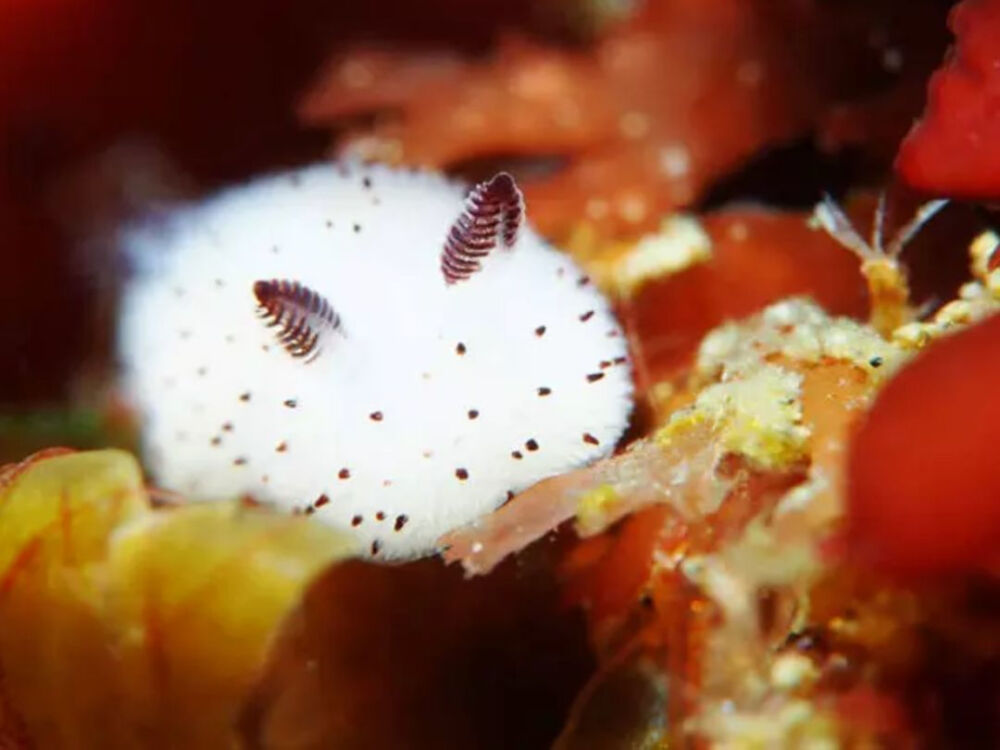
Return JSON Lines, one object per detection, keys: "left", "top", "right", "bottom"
{"left": 119, "top": 162, "right": 634, "bottom": 559}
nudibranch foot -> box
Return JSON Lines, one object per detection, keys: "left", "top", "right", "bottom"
{"left": 441, "top": 171, "right": 525, "bottom": 285}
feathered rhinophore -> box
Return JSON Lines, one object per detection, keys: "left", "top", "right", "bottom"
{"left": 253, "top": 279, "right": 341, "bottom": 362}
{"left": 441, "top": 172, "right": 524, "bottom": 284}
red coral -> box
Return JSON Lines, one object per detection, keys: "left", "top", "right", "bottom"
{"left": 847, "top": 313, "right": 1000, "bottom": 575}
{"left": 896, "top": 0, "right": 1000, "bottom": 198}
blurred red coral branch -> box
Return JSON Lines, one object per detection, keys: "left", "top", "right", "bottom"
{"left": 847, "top": 312, "right": 1000, "bottom": 576}
{"left": 896, "top": 0, "right": 1000, "bottom": 198}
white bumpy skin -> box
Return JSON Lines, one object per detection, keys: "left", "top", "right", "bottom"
{"left": 119, "top": 162, "right": 633, "bottom": 559}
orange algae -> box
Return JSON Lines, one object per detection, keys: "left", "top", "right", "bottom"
{"left": 302, "top": 1, "right": 893, "bottom": 240}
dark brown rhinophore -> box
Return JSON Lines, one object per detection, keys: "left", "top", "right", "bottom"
{"left": 253, "top": 279, "right": 341, "bottom": 361}
{"left": 441, "top": 172, "right": 524, "bottom": 284}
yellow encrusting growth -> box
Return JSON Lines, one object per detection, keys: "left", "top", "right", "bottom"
{"left": 892, "top": 229, "right": 1000, "bottom": 349}
{"left": 696, "top": 298, "right": 907, "bottom": 384}
{"left": 575, "top": 484, "right": 622, "bottom": 535}
{"left": 688, "top": 365, "right": 809, "bottom": 471}
{"left": 606, "top": 214, "right": 712, "bottom": 298}
{"left": 968, "top": 229, "right": 998, "bottom": 282}
{"left": 566, "top": 213, "right": 712, "bottom": 298}
{"left": 653, "top": 357, "right": 810, "bottom": 473}
{"left": 662, "top": 295, "right": 923, "bottom": 473}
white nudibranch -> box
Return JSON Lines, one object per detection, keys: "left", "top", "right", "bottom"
{"left": 118, "top": 162, "right": 634, "bottom": 559}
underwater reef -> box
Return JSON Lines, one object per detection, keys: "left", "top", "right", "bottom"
{"left": 1, "top": 0, "right": 999, "bottom": 747}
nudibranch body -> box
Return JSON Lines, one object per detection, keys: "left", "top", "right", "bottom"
{"left": 119, "top": 162, "right": 633, "bottom": 559}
